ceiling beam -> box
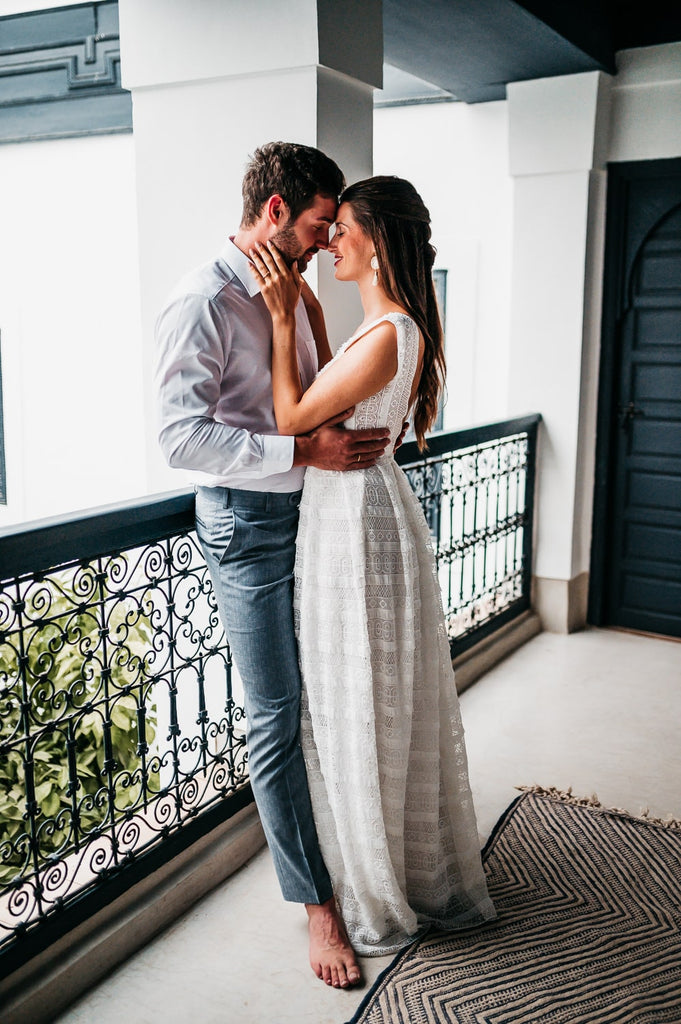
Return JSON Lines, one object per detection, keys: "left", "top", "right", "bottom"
{"left": 383, "top": 0, "right": 616, "bottom": 103}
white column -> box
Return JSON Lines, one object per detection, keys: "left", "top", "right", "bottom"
{"left": 608, "top": 42, "right": 681, "bottom": 162}
{"left": 118, "top": 0, "right": 382, "bottom": 492}
{"left": 506, "top": 71, "right": 612, "bottom": 631}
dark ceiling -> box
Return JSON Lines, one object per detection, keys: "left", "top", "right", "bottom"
{"left": 383, "top": 0, "right": 681, "bottom": 103}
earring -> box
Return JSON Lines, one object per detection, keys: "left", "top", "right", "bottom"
{"left": 370, "top": 255, "right": 379, "bottom": 287}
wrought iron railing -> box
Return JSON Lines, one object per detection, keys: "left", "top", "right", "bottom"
{"left": 396, "top": 413, "right": 541, "bottom": 656}
{"left": 0, "top": 493, "right": 248, "bottom": 976}
{"left": 0, "top": 413, "right": 540, "bottom": 972}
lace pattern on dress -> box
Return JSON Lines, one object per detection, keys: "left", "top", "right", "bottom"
{"left": 295, "top": 311, "right": 495, "bottom": 955}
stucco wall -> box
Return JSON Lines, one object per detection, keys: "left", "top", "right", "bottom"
{"left": 1, "top": 0, "right": 680, "bottom": 559}
{"left": 0, "top": 132, "right": 145, "bottom": 526}
{"left": 374, "top": 100, "right": 512, "bottom": 431}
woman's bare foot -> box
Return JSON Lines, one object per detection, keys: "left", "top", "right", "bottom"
{"left": 306, "top": 898, "right": 362, "bottom": 988}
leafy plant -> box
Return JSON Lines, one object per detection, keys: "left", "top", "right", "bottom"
{"left": 0, "top": 573, "right": 159, "bottom": 886}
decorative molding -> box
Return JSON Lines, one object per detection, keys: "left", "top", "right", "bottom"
{"left": 0, "top": 1, "right": 131, "bottom": 143}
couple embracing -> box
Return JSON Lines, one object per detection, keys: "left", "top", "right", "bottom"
{"left": 155, "top": 142, "right": 495, "bottom": 990}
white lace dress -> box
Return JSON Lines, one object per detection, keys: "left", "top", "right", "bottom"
{"left": 295, "top": 312, "right": 495, "bottom": 955}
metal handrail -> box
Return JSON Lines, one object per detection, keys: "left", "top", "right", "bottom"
{"left": 0, "top": 413, "right": 541, "bottom": 970}
{"left": 398, "top": 414, "right": 541, "bottom": 654}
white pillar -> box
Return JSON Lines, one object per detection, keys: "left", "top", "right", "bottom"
{"left": 118, "top": 0, "right": 382, "bottom": 492}
{"left": 506, "top": 71, "right": 612, "bottom": 631}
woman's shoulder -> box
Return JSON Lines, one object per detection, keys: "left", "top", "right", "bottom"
{"left": 351, "top": 313, "right": 420, "bottom": 367}
{"left": 383, "top": 310, "right": 417, "bottom": 331}
{"left": 380, "top": 311, "right": 420, "bottom": 348}
{"left": 355, "top": 310, "right": 415, "bottom": 339}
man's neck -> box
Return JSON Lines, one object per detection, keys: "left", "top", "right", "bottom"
{"left": 233, "top": 224, "right": 269, "bottom": 257}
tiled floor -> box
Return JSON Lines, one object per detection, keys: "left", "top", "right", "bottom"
{"left": 55, "top": 628, "right": 681, "bottom": 1024}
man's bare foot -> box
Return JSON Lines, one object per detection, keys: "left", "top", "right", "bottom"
{"left": 306, "top": 897, "right": 362, "bottom": 989}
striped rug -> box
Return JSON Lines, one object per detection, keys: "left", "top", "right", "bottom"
{"left": 349, "top": 788, "right": 681, "bottom": 1023}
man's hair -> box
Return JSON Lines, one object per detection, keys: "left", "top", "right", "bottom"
{"left": 240, "top": 142, "right": 345, "bottom": 227}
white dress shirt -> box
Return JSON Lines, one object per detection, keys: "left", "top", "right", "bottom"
{"left": 155, "top": 238, "right": 318, "bottom": 492}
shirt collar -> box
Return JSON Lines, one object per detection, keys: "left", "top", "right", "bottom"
{"left": 221, "top": 237, "right": 261, "bottom": 298}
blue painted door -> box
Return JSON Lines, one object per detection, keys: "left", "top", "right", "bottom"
{"left": 597, "top": 161, "right": 681, "bottom": 637}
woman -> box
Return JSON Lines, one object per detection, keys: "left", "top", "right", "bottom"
{"left": 250, "top": 176, "right": 495, "bottom": 955}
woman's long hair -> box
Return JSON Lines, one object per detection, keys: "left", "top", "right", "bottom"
{"left": 340, "top": 176, "right": 445, "bottom": 450}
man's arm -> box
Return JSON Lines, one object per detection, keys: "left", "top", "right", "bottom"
{"left": 156, "top": 292, "right": 294, "bottom": 479}
{"left": 293, "top": 410, "right": 390, "bottom": 471}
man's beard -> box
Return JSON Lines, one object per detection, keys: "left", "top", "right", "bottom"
{"left": 271, "top": 223, "right": 316, "bottom": 272}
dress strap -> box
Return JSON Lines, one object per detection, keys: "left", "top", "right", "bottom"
{"left": 345, "top": 312, "right": 414, "bottom": 351}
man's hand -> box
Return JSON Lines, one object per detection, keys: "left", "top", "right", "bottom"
{"left": 394, "top": 420, "right": 409, "bottom": 451}
{"left": 294, "top": 410, "right": 391, "bottom": 471}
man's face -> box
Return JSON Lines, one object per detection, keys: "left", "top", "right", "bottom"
{"left": 271, "top": 194, "right": 337, "bottom": 271}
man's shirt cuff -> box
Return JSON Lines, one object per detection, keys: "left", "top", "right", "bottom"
{"left": 261, "top": 433, "right": 295, "bottom": 476}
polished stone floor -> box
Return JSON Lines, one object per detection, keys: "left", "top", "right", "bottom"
{"left": 56, "top": 627, "right": 681, "bottom": 1024}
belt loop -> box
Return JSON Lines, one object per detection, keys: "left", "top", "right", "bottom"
{"left": 223, "top": 487, "right": 231, "bottom": 508}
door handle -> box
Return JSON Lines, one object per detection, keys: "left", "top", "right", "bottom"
{"left": 617, "top": 402, "right": 645, "bottom": 428}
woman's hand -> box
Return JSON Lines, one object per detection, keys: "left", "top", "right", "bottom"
{"left": 249, "top": 241, "right": 302, "bottom": 324}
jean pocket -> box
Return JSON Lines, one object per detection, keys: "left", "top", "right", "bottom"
{"left": 194, "top": 489, "right": 216, "bottom": 530}
{"left": 195, "top": 501, "right": 236, "bottom": 564}
{"left": 215, "top": 506, "right": 237, "bottom": 563}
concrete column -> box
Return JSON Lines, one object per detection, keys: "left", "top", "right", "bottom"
{"left": 506, "top": 71, "right": 612, "bottom": 632}
{"left": 118, "top": 0, "right": 382, "bottom": 491}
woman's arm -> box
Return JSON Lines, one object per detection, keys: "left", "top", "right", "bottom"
{"left": 250, "top": 242, "right": 398, "bottom": 436}
{"left": 272, "top": 318, "right": 398, "bottom": 435}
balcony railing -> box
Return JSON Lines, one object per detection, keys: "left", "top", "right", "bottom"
{"left": 396, "top": 413, "right": 540, "bottom": 655}
{"left": 0, "top": 413, "right": 540, "bottom": 975}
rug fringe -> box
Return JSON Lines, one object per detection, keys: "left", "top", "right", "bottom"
{"left": 516, "top": 785, "right": 681, "bottom": 832}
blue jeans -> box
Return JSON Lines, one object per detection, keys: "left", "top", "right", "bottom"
{"left": 194, "top": 485, "right": 332, "bottom": 905}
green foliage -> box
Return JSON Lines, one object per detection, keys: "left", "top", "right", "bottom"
{"left": 0, "top": 574, "right": 159, "bottom": 886}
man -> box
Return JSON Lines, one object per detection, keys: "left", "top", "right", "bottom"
{"left": 155, "top": 142, "right": 389, "bottom": 989}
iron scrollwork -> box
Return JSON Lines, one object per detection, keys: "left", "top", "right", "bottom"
{"left": 0, "top": 530, "right": 241, "bottom": 954}
{"left": 401, "top": 432, "right": 532, "bottom": 651}
{"left": 0, "top": 414, "right": 539, "bottom": 962}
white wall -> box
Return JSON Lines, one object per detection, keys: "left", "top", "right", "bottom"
{"left": 0, "top": 84, "right": 512, "bottom": 526}
{"left": 374, "top": 101, "right": 513, "bottom": 430}
{"left": 0, "top": 133, "right": 146, "bottom": 527}
{"left": 609, "top": 42, "right": 681, "bottom": 161}
{"left": 2, "top": 0, "right": 679, "bottom": 569}
{"left": 118, "top": 0, "right": 380, "bottom": 494}
{"left": 505, "top": 71, "right": 608, "bottom": 596}
{"left": 507, "top": 43, "right": 681, "bottom": 628}
{"left": 0, "top": 92, "right": 508, "bottom": 526}
{"left": 375, "top": 42, "right": 681, "bottom": 630}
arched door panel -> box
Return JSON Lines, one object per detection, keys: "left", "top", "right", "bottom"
{"left": 591, "top": 161, "right": 681, "bottom": 638}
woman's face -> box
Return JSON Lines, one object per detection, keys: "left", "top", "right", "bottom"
{"left": 328, "top": 203, "right": 374, "bottom": 283}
